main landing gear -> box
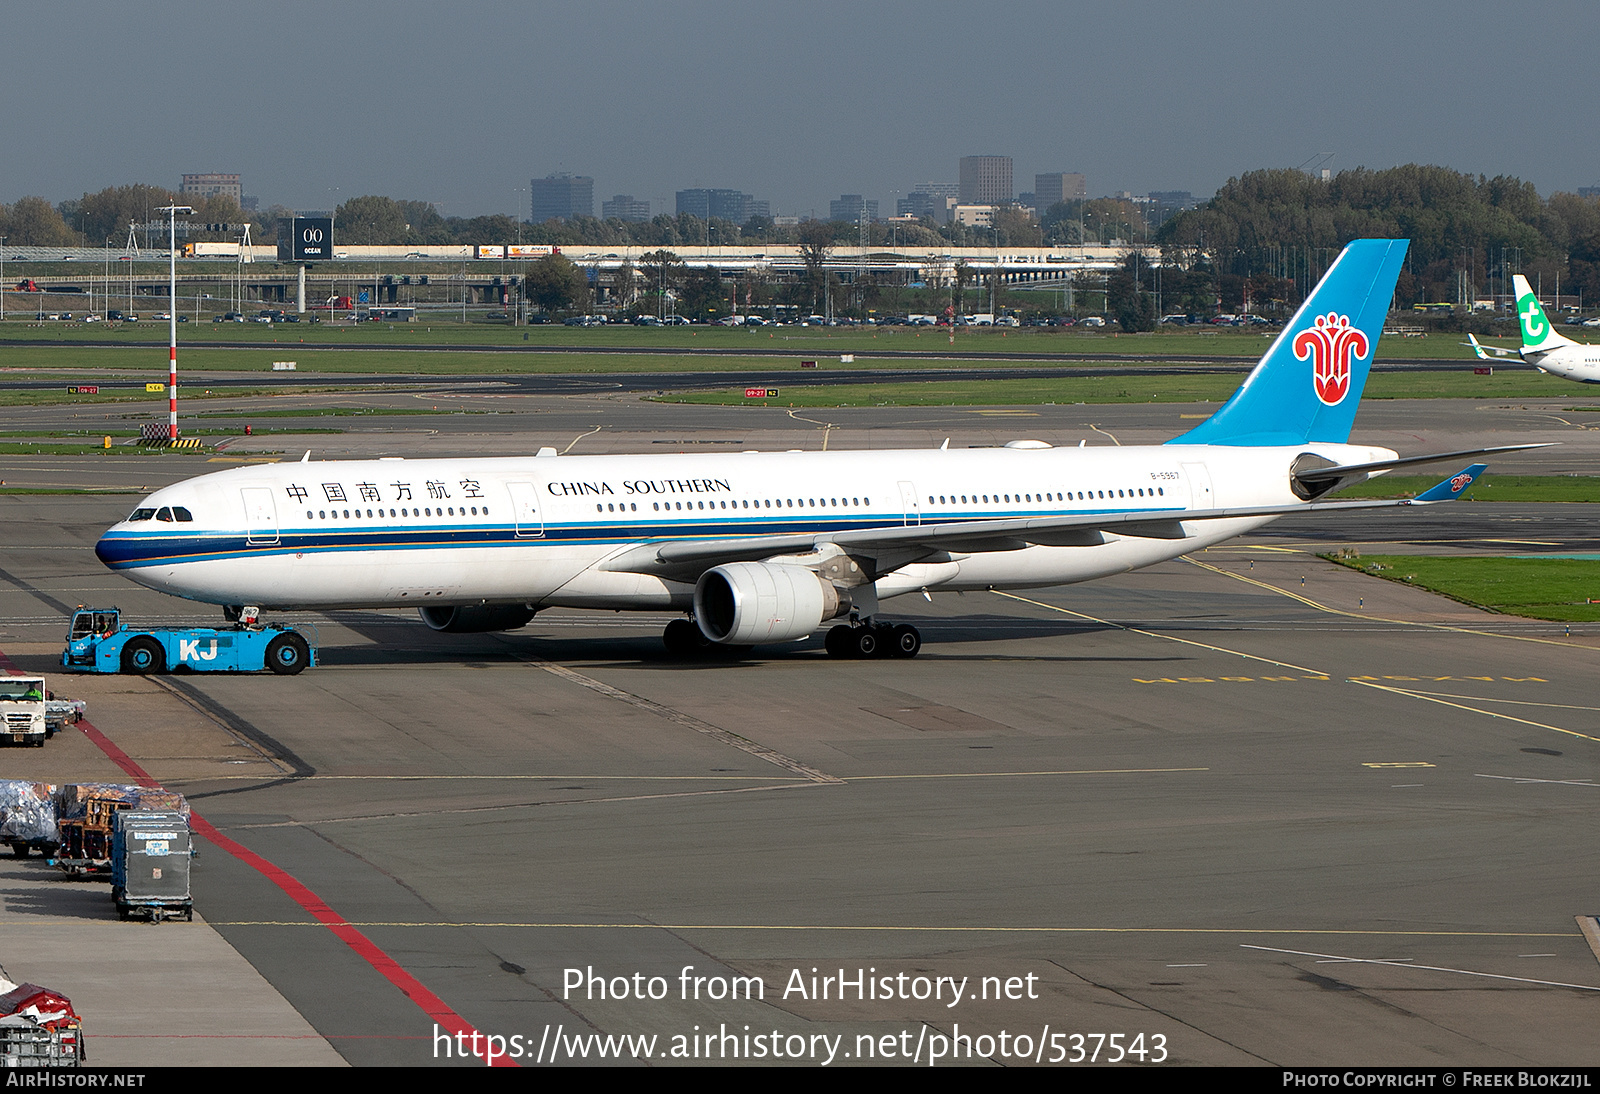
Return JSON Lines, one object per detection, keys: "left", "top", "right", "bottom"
{"left": 662, "top": 617, "right": 709, "bottom": 658}
{"left": 660, "top": 617, "right": 922, "bottom": 660}
{"left": 824, "top": 621, "right": 921, "bottom": 659}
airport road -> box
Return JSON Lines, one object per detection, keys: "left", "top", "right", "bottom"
{"left": 1, "top": 401, "right": 1599, "bottom": 1067}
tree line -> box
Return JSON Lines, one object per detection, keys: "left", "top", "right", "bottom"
{"left": 1156, "top": 165, "right": 1600, "bottom": 308}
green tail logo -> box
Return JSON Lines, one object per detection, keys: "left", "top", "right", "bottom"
{"left": 1519, "top": 291, "right": 1553, "bottom": 347}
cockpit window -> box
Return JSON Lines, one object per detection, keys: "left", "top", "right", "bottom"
{"left": 127, "top": 508, "right": 156, "bottom": 522}
{"left": 156, "top": 507, "right": 174, "bottom": 522}
{"left": 172, "top": 507, "right": 193, "bottom": 522}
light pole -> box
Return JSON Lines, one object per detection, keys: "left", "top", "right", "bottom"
{"left": 0, "top": 236, "right": 6, "bottom": 322}
{"left": 159, "top": 205, "right": 193, "bottom": 442}
{"left": 512, "top": 187, "right": 526, "bottom": 324}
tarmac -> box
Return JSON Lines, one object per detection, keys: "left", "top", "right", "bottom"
{"left": 1, "top": 391, "right": 1598, "bottom": 1067}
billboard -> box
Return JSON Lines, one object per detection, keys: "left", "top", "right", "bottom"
{"left": 277, "top": 218, "right": 334, "bottom": 262}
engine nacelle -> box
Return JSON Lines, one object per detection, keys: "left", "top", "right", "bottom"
{"left": 694, "top": 563, "right": 847, "bottom": 645}
{"left": 418, "top": 605, "right": 537, "bottom": 633}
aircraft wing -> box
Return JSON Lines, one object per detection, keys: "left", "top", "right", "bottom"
{"left": 601, "top": 464, "right": 1491, "bottom": 577}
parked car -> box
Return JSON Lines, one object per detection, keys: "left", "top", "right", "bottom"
{"left": 1078, "top": 316, "right": 1106, "bottom": 328}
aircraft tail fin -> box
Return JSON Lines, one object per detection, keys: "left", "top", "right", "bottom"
{"left": 1171, "top": 239, "right": 1408, "bottom": 447}
{"left": 1513, "top": 275, "right": 1576, "bottom": 352}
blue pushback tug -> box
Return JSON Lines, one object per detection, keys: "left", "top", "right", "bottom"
{"left": 61, "top": 607, "right": 315, "bottom": 675}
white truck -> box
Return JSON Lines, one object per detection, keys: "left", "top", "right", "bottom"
{"left": 0, "top": 678, "right": 47, "bottom": 747}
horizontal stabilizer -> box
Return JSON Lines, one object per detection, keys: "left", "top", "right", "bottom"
{"left": 1462, "top": 334, "right": 1519, "bottom": 360}
{"left": 1292, "top": 443, "right": 1553, "bottom": 484}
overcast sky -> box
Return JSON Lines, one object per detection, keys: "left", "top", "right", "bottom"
{"left": 4, "top": 1, "right": 1594, "bottom": 219}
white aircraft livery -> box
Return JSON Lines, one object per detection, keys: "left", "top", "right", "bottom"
{"left": 96, "top": 239, "right": 1531, "bottom": 658}
{"left": 1467, "top": 274, "right": 1600, "bottom": 383}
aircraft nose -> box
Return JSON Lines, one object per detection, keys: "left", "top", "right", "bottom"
{"left": 94, "top": 528, "right": 128, "bottom": 568}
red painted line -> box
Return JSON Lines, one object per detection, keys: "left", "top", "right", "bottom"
{"left": 63, "top": 714, "right": 512, "bottom": 1067}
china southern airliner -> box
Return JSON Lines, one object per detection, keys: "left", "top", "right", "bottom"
{"left": 95, "top": 240, "right": 1532, "bottom": 659}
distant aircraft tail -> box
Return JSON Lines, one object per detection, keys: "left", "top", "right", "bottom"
{"left": 1512, "top": 274, "right": 1576, "bottom": 353}
{"left": 1171, "top": 239, "right": 1408, "bottom": 446}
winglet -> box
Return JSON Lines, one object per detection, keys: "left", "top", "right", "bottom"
{"left": 1413, "top": 463, "right": 1488, "bottom": 502}
{"left": 1465, "top": 334, "right": 1490, "bottom": 361}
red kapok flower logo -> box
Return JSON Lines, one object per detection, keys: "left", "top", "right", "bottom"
{"left": 1294, "top": 312, "right": 1369, "bottom": 407}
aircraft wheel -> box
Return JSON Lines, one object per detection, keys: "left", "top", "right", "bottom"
{"left": 890, "top": 624, "right": 922, "bottom": 658}
{"left": 853, "top": 626, "right": 881, "bottom": 658}
{"left": 824, "top": 625, "right": 855, "bottom": 658}
{"left": 120, "top": 636, "right": 164, "bottom": 675}
{"left": 265, "top": 633, "right": 310, "bottom": 675}
{"left": 662, "top": 618, "right": 707, "bottom": 659}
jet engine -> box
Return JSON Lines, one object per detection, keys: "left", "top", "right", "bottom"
{"left": 418, "top": 605, "right": 537, "bottom": 633}
{"left": 693, "top": 562, "right": 850, "bottom": 645}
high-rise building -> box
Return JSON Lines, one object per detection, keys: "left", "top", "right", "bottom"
{"left": 601, "top": 195, "right": 650, "bottom": 222}
{"left": 1034, "top": 173, "right": 1087, "bottom": 208}
{"left": 530, "top": 174, "right": 594, "bottom": 222}
{"left": 897, "top": 192, "right": 939, "bottom": 220}
{"left": 828, "top": 195, "right": 878, "bottom": 223}
{"left": 675, "top": 188, "right": 763, "bottom": 222}
{"left": 1146, "top": 191, "right": 1198, "bottom": 228}
{"left": 959, "top": 157, "right": 1013, "bottom": 205}
{"left": 181, "top": 173, "right": 242, "bottom": 204}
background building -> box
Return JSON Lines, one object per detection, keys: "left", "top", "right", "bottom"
{"left": 675, "top": 188, "right": 766, "bottom": 222}
{"left": 896, "top": 192, "right": 940, "bottom": 220}
{"left": 1034, "top": 172, "right": 1087, "bottom": 209}
{"left": 180, "top": 173, "right": 241, "bottom": 204}
{"left": 530, "top": 174, "right": 594, "bottom": 222}
{"left": 828, "top": 194, "right": 878, "bottom": 222}
{"left": 959, "top": 156, "right": 1013, "bottom": 205}
{"left": 601, "top": 194, "right": 650, "bottom": 222}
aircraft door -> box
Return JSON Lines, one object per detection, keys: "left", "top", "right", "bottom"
{"left": 241, "top": 487, "right": 279, "bottom": 545}
{"left": 1181, "top": 463, "right": 1215, "bottom": 510}
{"left": 506, "top": 481, "right": 544, "bottom": 538}
{"left": 897, "top": 481, "right": 922, "bottom": 526}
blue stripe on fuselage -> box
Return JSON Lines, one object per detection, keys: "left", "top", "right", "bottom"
{"left": 95, "top": 506, "right": 1182, "bottom": 570}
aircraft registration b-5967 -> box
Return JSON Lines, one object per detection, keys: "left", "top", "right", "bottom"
{"left": 95, "top": 239, "right": 1539, "bottom": 661}
{"left": 1466, "top": 274, "right": 1600, "bottom": 383}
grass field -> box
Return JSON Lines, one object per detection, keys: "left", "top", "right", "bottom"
{"left": 1333, "top": 475, "right": 1600, "bottom": 503}
{"left": 650, "top": 369, "right": 1579, "bottom": 407}
{"left": 0, "top": 319, "right": 1537, "bottom": 360}
{"left": 1329, "top": 554, "right": 1600, "bottom": 621}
